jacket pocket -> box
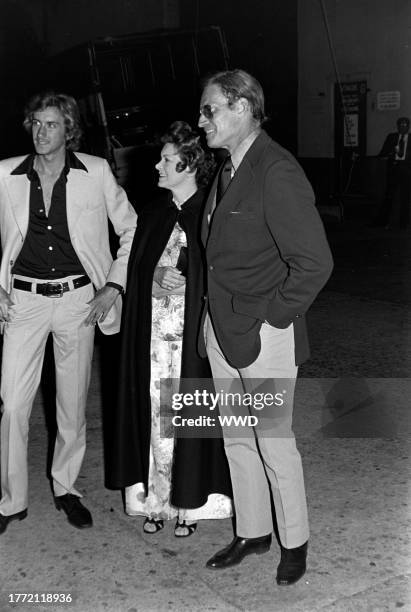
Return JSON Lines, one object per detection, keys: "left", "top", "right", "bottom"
{"left": 232, "top": 293, "right": 269, "bottom": 321}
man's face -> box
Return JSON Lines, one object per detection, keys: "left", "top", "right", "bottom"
{"left": 31, "top": 106, "right": 67, "bottom": 156}
{"left": 198, "top": 83, "right": 241, "bottom": 151}
{"left": 397, "top": 119, "right": 410, "bottom": 135}
{"left": 155, "top": 143, "right": 191, "bottom": 192}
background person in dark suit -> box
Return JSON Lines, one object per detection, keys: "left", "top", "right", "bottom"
{"left": 375, "top": 116, "right": 411, "bottom": 228}
{"left": 197, "top": 69, "right": 333, "bottom": 585}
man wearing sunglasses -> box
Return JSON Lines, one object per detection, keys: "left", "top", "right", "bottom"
{"left": 198, "top": 69, "right": 333, "bottom": 585}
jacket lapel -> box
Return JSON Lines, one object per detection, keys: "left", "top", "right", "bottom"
{"left": 213, "top": 159, "right": 254, "bottom": 217}
{"left": 66, "top": 170, "right": 92, "bottom": 231}
{"left": 201, "top": 132, "right": 270, "bottom": 245}
{"left": 3, "top": 175, "right": 30, "bottom": 237}
{"left": 201, "top": 173, "right": 218, "bottom": 245}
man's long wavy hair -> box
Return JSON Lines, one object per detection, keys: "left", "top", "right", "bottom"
{"left": 23, "top": 91, "right": 83, "bottom": 151}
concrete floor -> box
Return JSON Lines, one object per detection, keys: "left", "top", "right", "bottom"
{"left": 1, "top": 221, "right": 410, "bottom": 612}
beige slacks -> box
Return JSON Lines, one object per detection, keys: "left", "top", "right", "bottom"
{"left": 204, "top": 314, "right": 309, "bottom": 548}
{"left": 0, "top": 276, "right": 95, "bottom": 516}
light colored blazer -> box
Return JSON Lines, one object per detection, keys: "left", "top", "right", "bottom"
{"left": 0, "top": 152, "right": 137, "bottom": 334}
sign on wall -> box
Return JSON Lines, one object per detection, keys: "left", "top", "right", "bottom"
{"left": 377, "top": 91, "right": 401, "bottom": 111}
{"left": 336, "top": 81, "right": 367, "bottom": 151}
{"left": 334, "top": 80, "right": 367, "bottom": 192}
{"left": 343, "top": 113, "right": 359, "bottom": 147}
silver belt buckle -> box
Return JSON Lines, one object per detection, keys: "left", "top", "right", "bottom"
{"left": 45, "top": 282, "right": 64, "bottom": 298}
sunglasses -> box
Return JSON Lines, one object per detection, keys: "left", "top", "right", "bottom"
{"left": 199, "top": 101, "right": 229, "bottom": 120}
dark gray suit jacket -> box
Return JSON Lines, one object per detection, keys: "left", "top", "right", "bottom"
{"left": 379, "top": 132, "right": 411, "bottom": 163}
{"left": 199, "top": 130, "right": 333, "bottom": 369}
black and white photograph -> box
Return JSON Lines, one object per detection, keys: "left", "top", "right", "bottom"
{"left": 0, "top": 1, "right": 410, "bottom": 610}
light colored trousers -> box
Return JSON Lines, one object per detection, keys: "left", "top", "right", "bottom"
{"left": 0, "top": 276, "right": 95, "bottom": 516}
{"left": 204, "top": 314, "right": 309, "bottom": 548}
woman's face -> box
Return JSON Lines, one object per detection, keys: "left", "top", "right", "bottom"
{"left": 155, "top": 143, "right": 191, "bottom": 192}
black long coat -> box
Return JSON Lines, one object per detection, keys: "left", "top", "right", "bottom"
{"left": 106, "top": 189, "right": 231, "bottom": 508}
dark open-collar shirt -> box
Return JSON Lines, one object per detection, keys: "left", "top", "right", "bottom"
{"left": 11, "top": 151, "right": 87, "bottom": 280}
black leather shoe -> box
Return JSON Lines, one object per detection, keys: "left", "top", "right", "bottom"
{"left": 0, "top": 509, "right": 28, "bottom": 535}
{"left": 276, "top": 541, "right": 308, "bottom": 585}
{"left": 55, "top": 494, "right": 93, "bottom": 529}
{"left": 206, "top": 534, "right": 272, "bottom": 569}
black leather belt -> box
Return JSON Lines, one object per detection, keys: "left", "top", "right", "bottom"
{"left": 13, "top": 275, "right": 91, "bottom": 298}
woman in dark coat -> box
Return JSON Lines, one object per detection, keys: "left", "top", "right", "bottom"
{"left": 107, "top": 121, "right": 232, "bottom": 535}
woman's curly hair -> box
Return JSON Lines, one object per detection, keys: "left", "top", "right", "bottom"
{"left": 161, "top": 121, "right": 215, "bottom": 188}
{"left": 23, "top": 91, "right": 83, "bottom": 151}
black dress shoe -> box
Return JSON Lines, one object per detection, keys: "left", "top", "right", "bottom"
{"left": 0, "top": 509, "right": 28, "bottom": 535}
{"left": 55, "top": 494, "right": 93, "bottom": 529}
{"left": 276, "top": 541, "right": 308, "bottom": 585}
{"left": 206, "top": 534, "right": 272, "bottom": 569}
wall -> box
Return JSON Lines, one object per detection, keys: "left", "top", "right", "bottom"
{"left": 298, "top": 0, "right": 411, "bottom": 158}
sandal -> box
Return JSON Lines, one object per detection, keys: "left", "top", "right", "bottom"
{"left": 143, "top": 517, "right": 164, "bottom": 534}
{"left": 174, "top": 519, "right": 197, "bottom": 538}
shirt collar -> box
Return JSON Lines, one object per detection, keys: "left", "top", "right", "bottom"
{"left": 10, "top": 154, "right": 36, "bottom": 178}
{"left": 11, "top": 151, "right": 88, "bottom": 179}
{"left": 66, "top": 151, "right": 88, "bottom": 172}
